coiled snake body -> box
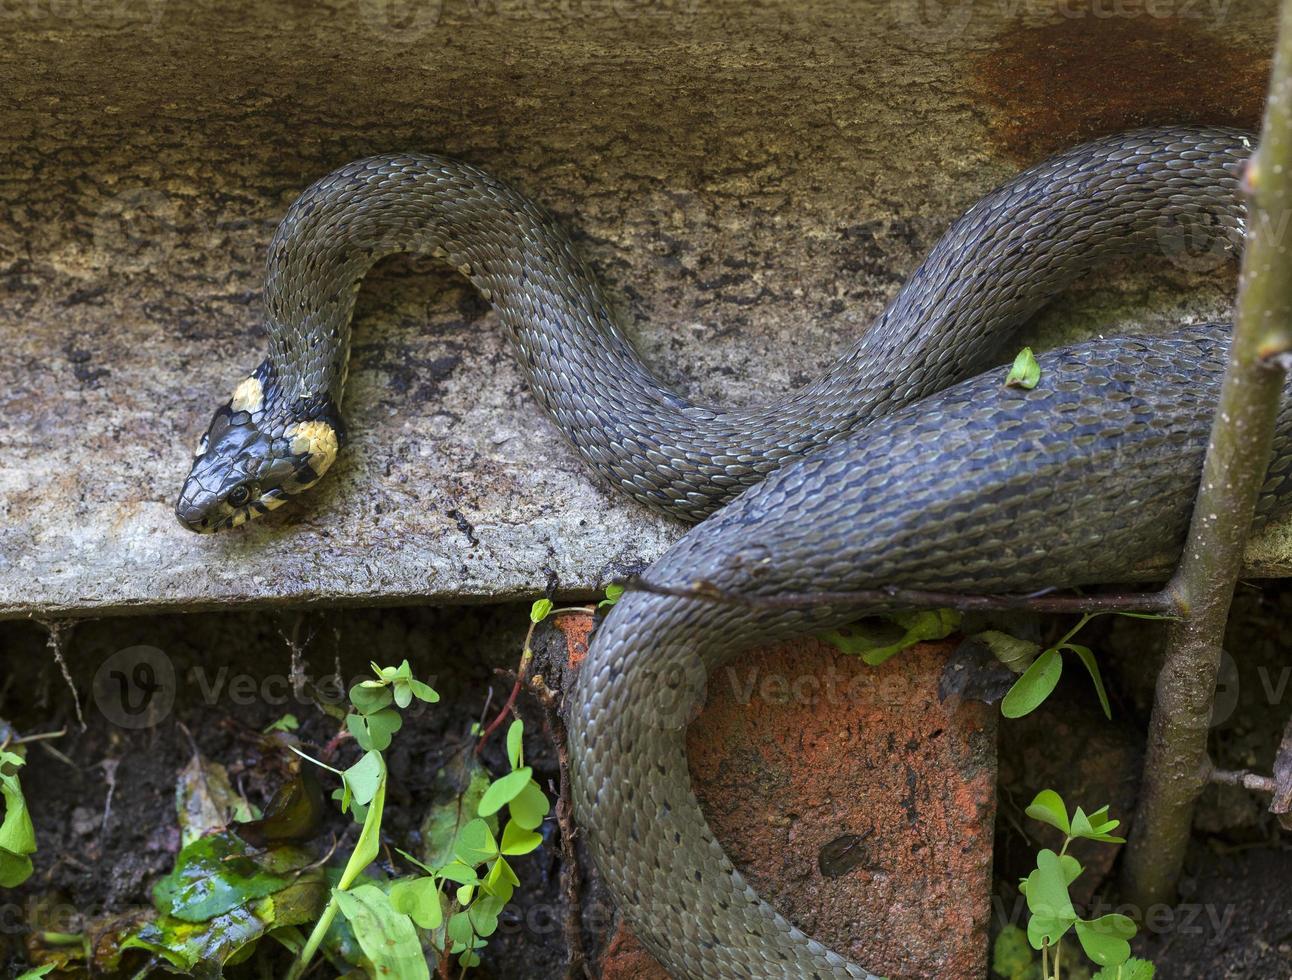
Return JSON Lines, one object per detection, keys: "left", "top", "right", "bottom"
{"left": 178, "top": 127, "right": 1292, "bottom": 977}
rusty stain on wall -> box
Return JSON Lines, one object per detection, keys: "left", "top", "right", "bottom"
{"left": 973, "top": 3, "right": 1269, "bottom": 162}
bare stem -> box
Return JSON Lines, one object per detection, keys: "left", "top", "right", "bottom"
{"left": 624, "top": 576, "right": 1177, "bottom": 616}
{"left": 1121, "top": 0, "right": 1292, "bottom": 908}
{"left": 1207, "top": 765, "right": 1276, "bottom": 794}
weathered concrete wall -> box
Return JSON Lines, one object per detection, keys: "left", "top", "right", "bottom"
{"left": 0, "top": 0, "right": 1285, "bottom": 618}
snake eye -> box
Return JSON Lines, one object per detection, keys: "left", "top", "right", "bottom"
{"left": 227, "top": 484, "right": 253, "bottom": 507}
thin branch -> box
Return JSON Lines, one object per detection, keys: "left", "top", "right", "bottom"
{"left": 1207, "top": 765, "right": 1276, "bottom": 794}
{"left": 526, "top": 674, "right": 594, "bottom": 980}
{"left": 39, "top": 619, "right": 85, "bottom": 732}
{"left": 1121, "top": 0, "right": 1292, "bottom": 908}
{"left": 623, "top": 576, "right": 1177, "bottom": 616}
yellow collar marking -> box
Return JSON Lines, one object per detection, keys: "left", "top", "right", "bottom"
{"left": 230, "top": 376, "right": 264, "bottom": 414}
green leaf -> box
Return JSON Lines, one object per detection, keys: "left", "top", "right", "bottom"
{"left": 506, "top": 719, "right": 525, "bottom": 770}
{"left": 152, "top": 831, "right": 319, "bottom": 922}
{"left": 446, "top": 909, "right": 474, "bottom": 948}
{"left": 1074, "top": 913, "right": 1137, "bottom": 967}
{"left": 407, "top": 678, "right": 439, "bottom": 704}
{"left": 383, "top": 662, "right": 435, "bottom": 710}
{"left": 0, "top": 766, "right": 37, "bottom": 887}
{"left": 1065, "top": 643, "right": 1113, "bottom": 720}
{"left": 500, "top": 819, "right": 543, "bottom": 856}
{"left": 234, "top": 771, "right": 326, "bottom": 848}
{"left": 389, "top": 876, "right": 445, "bottom": 930}
{"left": 973, "top": 630, "right": 1042, "bottom": 674}
{"left": 478, "top": 767, "right": 533, "bottom": 817}
{"left": 343, "top": 750, "right": 385, "bottom": 807}
{"left": 0, "top": 849, "right": 32, "bottom": 888}
{"left": 1071, "top": 805, "right": 1126, "bottom": 844}
{"left": 14, "top": 967, "right": 56, "bottom": 979}
{"left": 347, "top": 707, "right": 403, "bottom": 752}
{"left": 1006, "top": 346, "right": 1041, "bottom": 389}
{"left": 339, "top": 771, "right": 386, "bottom": 893}
{"left": 264, "top": 714, "right": 299, "bottom": 733}
{"left": 420, "top": 755, "right": 492, "bottom": 868}
{"left": 1024, "top": 789, "right": 1070, "bottom": 835}
{"left": 436, "top": 860, "right": 480, "bottom": 885}
{"left": 991, "top": 924, "right": 1035, "bottom": 980}
{"left": 821, "top": 609, "right": 961, "bottom": 665}
{"left": 530, "top": 598, "right": 553, "bottom": 623}
{"left": 125, "top": 873, "right": 325, "bottom": 979}
{"left": 349, "top": 681, "right": 393, "bottom": 715}
{"left": 483, "top": 856, "right": 519, "bottom": 902}
{"left": 468, "top": 893, "right": 506, "bottom": 938}
{"left": 1092, "top": 957, "right": 1156, "bottom": 980}
{"left": 455, "top": 818, "right": 498, "bottom": 865}
{"left": 509, "top": 780, "right": 550, "bottom": 831}
{"left": 1059, "top": 853, "right": 1083, "bottom": 886}
{"left": 1023, "top": 850, "right": 1076, "bottom": 950}
{"left": 334, "top": 884, "right": 430, "bottom": 979}
{"left": 1002, "top": 648, "right": 1063, "bottom": 718}
{"left": 599, "top": 583, "right": 625, "bottom": 609}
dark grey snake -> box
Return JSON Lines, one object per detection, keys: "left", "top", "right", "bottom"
{"left": 177, "top": 126, "right": 1292, "bottom": 977}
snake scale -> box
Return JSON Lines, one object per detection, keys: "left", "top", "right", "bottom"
{"left": 177, "top": 126, "right": 1292, "bottom": 978}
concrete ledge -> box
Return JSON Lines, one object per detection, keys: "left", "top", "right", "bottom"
{"left": 2, "top": 0, "right": 1285, "bottom": 618}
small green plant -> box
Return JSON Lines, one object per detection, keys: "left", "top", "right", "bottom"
{"left": 1000, "top": 613, "right": 1112, "bottom": 720}
{"left": 285, "top": 660, "right": 441, "bottom": 979}
{"left": 821, "top": 609, "right": 961, "bottom": 664}
{"left": 389, "top": 716, "right": 549, "bottom": 973}
{"left": 287, "top": 659, "right": 551, "bottom": 979}
{"left": 0, "top": 745, "right": 37, "bottom": 888}
{"left": 998, "top": 790, "right": 1156, "bottom": 980}
{"left": 992, "top": 610, "right": 1170, "bottom": 720}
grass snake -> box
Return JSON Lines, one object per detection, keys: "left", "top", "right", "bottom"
{"left": 177, "top": 126, "right": 1292, "bottom": 977}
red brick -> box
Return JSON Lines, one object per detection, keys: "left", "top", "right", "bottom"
{"left": 557, "top": 616, "right": 997, "bottom": 980}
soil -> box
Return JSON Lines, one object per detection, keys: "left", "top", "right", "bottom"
{"left": 0, "top": 604, "right": 580, "bottom": 979}
{"left": 1, "top": 586, "right": 1288, "bottom": 979}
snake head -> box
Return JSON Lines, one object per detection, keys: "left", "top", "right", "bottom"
{"left": 175, "top": 366, "right": 343, "bottom": 533}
